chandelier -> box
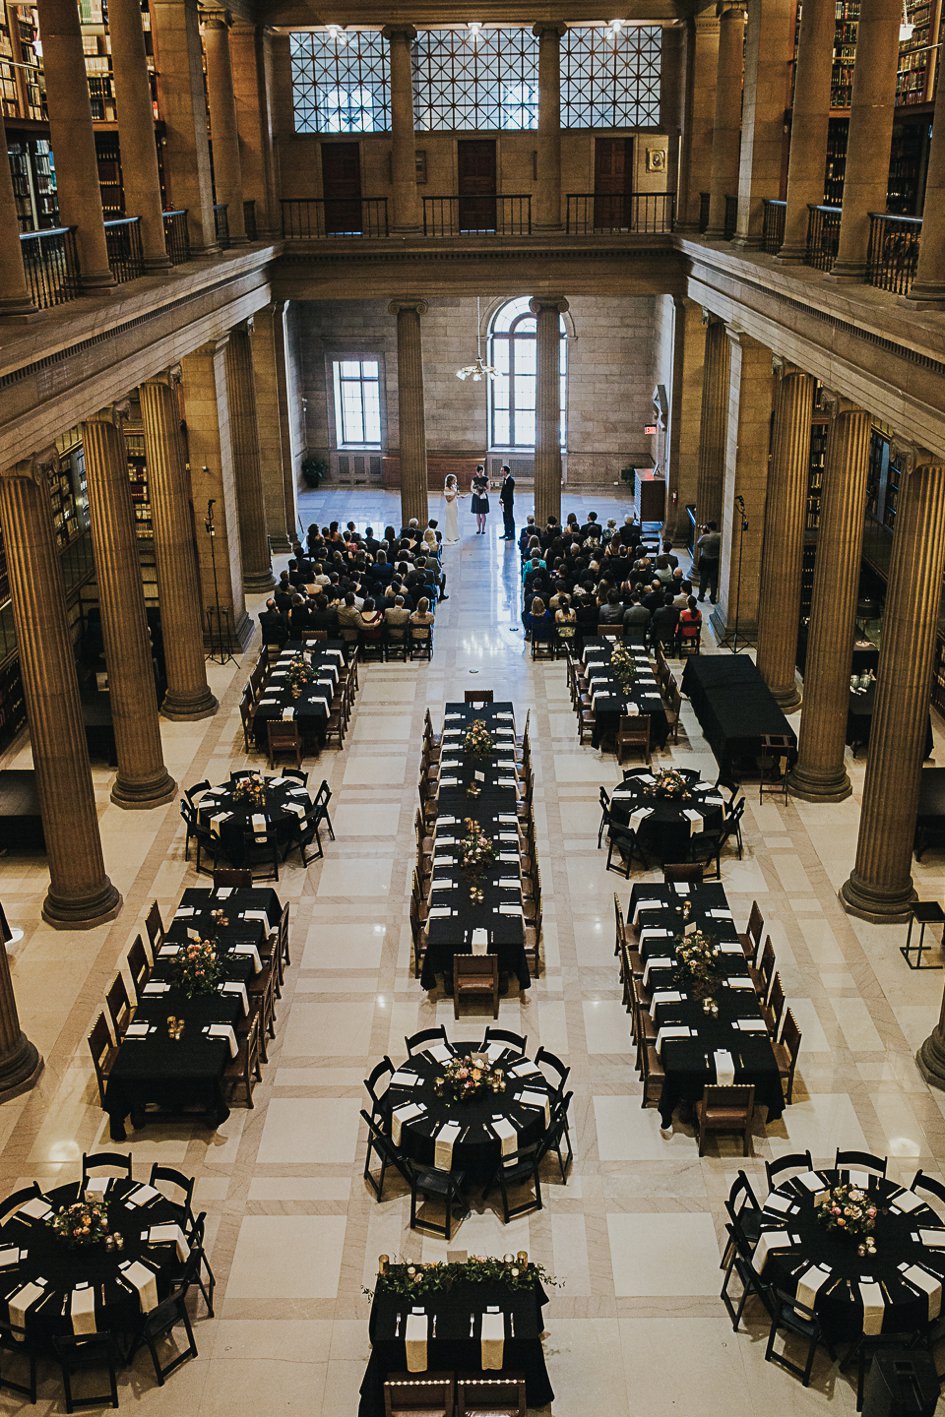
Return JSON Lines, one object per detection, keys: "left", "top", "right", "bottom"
{"left": 456, "top": 297, "right": 497, "bottom": 382}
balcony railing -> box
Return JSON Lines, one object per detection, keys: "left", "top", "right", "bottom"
{"left": 163, "top": 208, "right": 191, "bottom": 265}
{"left": 243, "top": 198, "right": 257, "bottom": 241}
{"left": 19, "top": 225, "right": 79, "bottom": 309}
{"left": 214, "top": 202, "right": 230, "bottom": 247}
{"left": 422, "top": 194, "right": 532, "bottom": 237}
{"left": 565, "top": 192, "right": 675, "bottom": 235}
{"left": 281, "top": 197, "right": 390, "bottom": 239}
{"left": 698, "top": 192, "right": 710, "bottom": 233}
{"left": 867, "top": 211, "right": 921, "bottom": 295}
{"left": 762, "top": 199, "right": 786, "bottom": 254}
{"left": 104, "top": 216, "right": 143, "bottom": 284}
{"left": 723, "top": 194, "right": 738, "bottom": 240}
{"left": 805, "top": 203, "right": 842, "bottom": 272}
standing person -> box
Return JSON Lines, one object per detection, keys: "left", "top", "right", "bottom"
{"left": 499, "top": 464, "right": 515, "bottom": 540}
{"left": 696, "top": 521, "right": 721, "bottom": 604}
{"left": 471, "top": 464, "right": 490, "bottom": 535}
{"left": 442, "top": 475, "right": 462, "bottom": 544}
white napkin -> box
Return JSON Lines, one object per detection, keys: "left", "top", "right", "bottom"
{"left": 84, "top": 1177, "right": 109, "bottom": 1199}
{"left": 241, "top": 910, "right": 269, "bottom": 923}
{"left": 8, "top": 1280, "right": 46, "bottom": 1327}
{"left": 125, "top": 1022, "right": 151, "bottom": 1038}
{"left": 429, "top": 906, "right": 453, "bottom": 919}
{"left": 434, "top": 1121, "right": 462, "bottom": 1170}
{"left": 390, "top": 1071, "right": 421, "bottom": 1088}
{"left": 683, "top": 809, "right": 704, "bottom": 835}
{"left": 508, "top": 1062, "right": 541, "bottom": 1080}
{"left": 70, "top": 1285, "right": 97, "bottom": 1336}
{"left": 174, "top": 907, "right": 195, "bottom": 919}
{"left": 221, "top": 981, "right": 249, "bottom": 1015}
{"left": 0, "top": 1246, "right": 20, "bottom": 1267}
{"left": 725, "top": 978, "right": 756, "bottom": 991}
{"left": 285, "top": 802, "right": 306, "bottom": 819}
{"left": 430, "top": 878, "right": 452, "bottom": 892}
{"left": 655, "top": 1025, "right": 691, "bottom": 1054}
{"left": 796, "top": 1263, "right": 833, "bottom": 1312}
{"left": 124, "top": 1183, "right": 160, "bottom": 1207}
{"left": 251, "top": 813, "right": 267, "bottom": 835}
{"left": 119, "top": 1260, "right": 158, "bottom": 1313}
{"left": 159, "top": 945, "right": 180, "bottom": 958}
{"left": 764, "top": 1193, "right": 795, "bottom": 1216}
{"left": 270, "top": 778, "right": 287, "bottom": 788}
{"left": 890, "top": 1188, "right": 925, "bottom": 1215}
{"left": 649, "top": 991, "right": 683, "bottom": 1017}
{"left": 736, "top": 1018, "right": 768, "bottom": 1032}
{"left": 498, "top": 904, "right": 521, "bottom": 916}
{"left": 794, "top": 1171, "right": 824, "bottom": 1193}
{"left": 713, "top": 1050, "right": 735, "bottom": 1085}
{"left": 631, "top": 897, "right": 662, "bottom": 925}
{"left": 899, "top": 1262, "right": 943, "bottom": 1322}
{"left": 719, "top": 942, "right": 745, "bottom": 955}
{"left": 859, "top": 1280, "right": 885, "bottom": 1336}
{"left": 207, "top": 1023, "right": 238, "bottom": 1058}
{"left": 471, "top": 929, "right": 488, "bottom": 955}
{"left": 639, "top": 927, "right": 672, "bottom": 945}
{"left": 147, "top": 1223, "right": 189, "bottom": 1263}
{"left": 846, "top": 1170, "right": 871, "bottom": 1190}
{"left": 428, "top": 1043, "right": 453, "bottom": 1064}
{"left": 629, "top": 807, "right": 653, "bottom": 833}
{"left": 918, "top": 1229, "right": 945, "bottom": 1248}
{"left": 643, "top": 956, "right": 673, "bottom": 986}
{"left": 142, "top": 982, "right": 169, "bottom": 996}
{"left": 492, "top": 1117, "right": 518, "bottom": 1157}
{"left": 214, "top": 887, "right": 232, "bottom": 900}
{"left": 233, "top": 944, "right": 262, "bottom": 973}
{"left": 753, "top": 1230, "right": 799, "bottom": 1271}
{"left": 707, "top": 909, "right": 733, "bottom": 921}
{"left": 405, "top": 1311, "right": 428, "bottom": 1373}
{"left": 484, "top": 1042, "right": 506, "bottom": 1063}
{"left": 281, "top": 707, "right": 295, "bottom": 721}
{"left": 391, "top": 1102, "right": 425, "bottom": 1146}
{"left": 481, "top": 1309, "right": 505, "bottom": 1370}
{"left": 519, "top": 1089, "right": 551, "bottom": 1126}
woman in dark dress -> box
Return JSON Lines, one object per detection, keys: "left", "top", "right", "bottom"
{"left": 471, "top": 464, "right": 490, "bottom": 536}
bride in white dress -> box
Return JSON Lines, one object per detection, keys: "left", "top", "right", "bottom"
{"left": 443, "top": 474, "right": 462, "bottom": 543}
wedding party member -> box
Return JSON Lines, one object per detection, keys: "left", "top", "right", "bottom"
{"left": 499, "top": 464, "right": 515, "bottom": 540}
{"left": 442, "top": 474, "right": 462, "bottom": 544}
{"left": 471, "top": 464, "right": 490, "bottom": 535}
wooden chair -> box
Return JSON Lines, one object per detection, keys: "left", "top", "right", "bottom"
{"left": 598, "top": 623, "right": 624, "bottom": 640}
{"left": 127, "top": 936, "right": 149, "bottom": 999}
{"left": 752, "top": 936, "right": 776, "bottom": 996}
{"left": 739, "top": 900, "right": 765, "bottom": 962}
{"left": 677, "top": 625, "right": 701, "bottom": 656}
{"left": 694, "top": 1084, "right": 755, "bottom": 1157}
{"left": 764, "top": 972, "right": 786, "bottom": 1036}
{"left": 267, "top": 718, "right": 303, "bottom": 770}
{"left": 456, "top": 1374, "right": 526, "bottom": 1416}
{"left": 105, "top": 973, "right": 133, "bottom": 1039}
{"left": 323, "top": 692, "right": 346, "bottom": 748}
{"left": 759, "top": 734, "right": 794, "bottom": 803}
{"left": 464, "top": 690, "right": 493, "bottom": 705}
{"left": 238, "top": 691, "right": 255, "bottom": 753}
{"left": 524, "top": 905, "right": 542, "bottom": 978}
{"left": 578, "top": 699, "right": 596, "bottom": 744}
{"left": 225, "top": 1013, "right": 262, "bottom": 1107}
{"left": 616, "top": 713, "right": 651, "bottom": 766}
{"left": 772, "top": 1008, "right": 801, "bottom": 1104}
{"left": 88, "top": 1012, "right": 118, "bottom": 1106}
{"left": 409, "top": 893, "right": 428, "bottom": 980}
{"left": 81, "top": 1151, "right": 133, "bottom": 1185}
{"left": 408, "top": 622, "right": 434, "bottom": 660}
{"left": 452, "top": 953, "right": 499, "bottom": 1019}
{"left": 383, "top": 1374, "right": 454, "bottom": 1417}
{"left": 639, "top": 1028, "right": 665, "bottom": 1108}
{"left": 301, "top": 628, "right": 328, "bottom": 646}
{"left": 663, "top": 862, "right": 703, "bottom": 886}
{"left": 145, "top": 900, "right": 164, "bottom": 957}
{"left": 834, "top": 1147, "right": 887, "bottom": 1177}
{"left": 663, "top": 684, "right": 683, "bottom": 743}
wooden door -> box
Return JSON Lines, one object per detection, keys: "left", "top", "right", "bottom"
{"left": 594, "top": 137, "right": 633, "bottom": 231}
{"left": 321, "top": 142, "right": 362, "bottom": 234}
{"left": 457, "top": 139, "right": 497, "bottom": 232}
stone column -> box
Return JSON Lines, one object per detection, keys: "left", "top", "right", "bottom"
{"left": 530, "top": 296, "right": 569, "bottom": 526}
{"left": 390, "top": 300, "right": 429, "bottom": 528}
{"left": 705, "top": 4, "right": 746, "bottom": 239}
{"left": 787, "top": 400, "right": 871, "bottom": 801}
{"left": 0, "top": 936, "right": 42, "bottom": 1100}
{"left": 37, "top": 0, "right": 114, "bottom": 291}
{"left": 204, "top": 12, "right": 247, "bottom": 243}
{"left": 907, "top": 58, "right": 945, "bottom": 304}
{"left": 661, "top": 26, "right": 685, "bottom": 204}
{"left": 693, "top": 315, "right": 729, "bottom": 576}
{"left": 533, "top": 22, "right": 565, "bottom": 230}
{"left": 778, "top": 0, "right": 835, "bottom": 261}
{"left": 841, "top": 452, "right": 945, "bottom": 922}
{"left": 382, "top": 25, "right": 420, "bottom": 232}
{"left": 733, "top": 0, "right": 793, "bottom": 247}
{"left": 107, "top": 0, "right": 170, "bottom": 270}
{"left": 139, "top": 372, "right": 218, "bottom": 720}
{"left": 82, "top": 408, "right": 176, "bottom": 808}
{"left": 230, "top": 23, "right": 279, "bottom": 239}
{"left": 755, "top": 365, "right": 815, "bottom": 708}
{"left": 0, "top": 111, "right": 34, "bottom": 313}
{"left": 251, "top": 300, "right": 295, "bottom": 550}
{"left": 666, "top": 296, "right": 705, "bottom": 539}
{"left": 831, "top": 0, "right": 902, "bottom": 279}
{"left": 676, "top": 14, "right": 720, "bottom": 231}
{"left": 150, "top": 0, "right": 218, "bottom": 254}
{"left": 226, "top": 325, "right": 274, "bottom": 590}
{"left": 711, "top": 328, "right": 772, "bottom": 640}
{"left": 0, "top": 457, "right": 121, "bottom": 928}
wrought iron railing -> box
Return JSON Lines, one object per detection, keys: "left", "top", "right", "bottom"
{"left": 762, "top": 199, "right": 786, "bottom": 254}
{"left": 866, "top": 211, "right": 921, "bottom": 295}
{"left": 422, "top": 194, "right": 532, "bottom": 237}
{"left": 281, "top": 197, "right": 390, "bottom": 239}
{"left": 214, "top": 202, "right": 230, "bottom": 247}
{"left": 565, "top": 192, "right": 675, "bottom": 234}
{"left": 805, "top": 203, "right": 842, "bottom": 272}
{"left": 162, "top": 209, "right": 191, "bottom": 265}
{"left": 698, "top": 192, "right": 710, "bottom": 233}
{"left": 723, "top": 194, "right": 738, "bottom": 240}
{"left": 243, "top": 198, "right": 257, "bottom": 241}
{"left": 19, "top": 226, "right": 79, "bottom": 309}
{"left": 104, "top": 216, "right": 144, "bottom": 283}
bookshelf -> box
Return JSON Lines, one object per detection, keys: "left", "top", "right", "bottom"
{"left": 95, "top": 133, "right": 124, "bottom": 217}
{"left": 866, "top": 427, "right": 886, "bottom": 521}
{"left": 0, "top": 658, "right": 25, "bottom": 751}
{"left": 831, "top": 1, "right": 859, "bottom": 108}
{"left": 824, "top": 119, "right": 849, "bottom": 206}
{"left": 932, "top": 635, "right": 945, "bottom": 717}
{"left": 805, "top": 418, "right": 829, "bottom": 531}
{"left": 883, "top": 446, "right": 903, "bottom": 532}
{"left": 896, "top": 0, "right": 942, "bottom": 104}
{"left": 126, "top": 431, "right": 153, "bottom": 541}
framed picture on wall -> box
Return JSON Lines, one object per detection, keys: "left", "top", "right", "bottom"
{"left": 645, "top": 147, "right": 666, "bottom": 173}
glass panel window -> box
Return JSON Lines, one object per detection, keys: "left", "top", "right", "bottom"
{"left": 562, "top": 24, "right": 662, "bottom": 129}
{"left": 413, "top": 27, "right": 538, "bottom": 132}
{"left": 332, "top": 359, "right": 382, "bottom": 448}
{"left": 290, "top": 31, "right": 390, "bottom": 134}
{"left": 487, "top": 296, "right": 566, "bottom": 450}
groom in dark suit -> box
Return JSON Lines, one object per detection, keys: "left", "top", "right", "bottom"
{"left": 499, "top": 465, "right": 515, "bottom": 540}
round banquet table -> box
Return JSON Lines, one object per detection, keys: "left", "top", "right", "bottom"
{"left": 759, "top": 1167, "right": 945, "bottom": 1344}
{"left": 0, "top": 1177, "right": 187, "bottom": 1346}
{"left": 609, "top": 767, "right": 725, "bottom": 863}
{"left": 382, "top": 1041, "right": 554, "bottom": 1182}
{"left": 195, "top": 775, "right": 313, "bottom": 866}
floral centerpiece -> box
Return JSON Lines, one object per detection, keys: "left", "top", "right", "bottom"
{"left": 645, "top": 769, "right": 692, "bottom": 800}
{"left": 232, "top": 774, "right": 267, "bottom": 809}
{"left": 287, "top": 654, "right": 314, "bottom": 700}
{"left": 434, "top": 1051, "right": 506, "bottom": 1104}
{"left": 47, "top": 1201, "right": 123, "bottom": 1251}
{"left": 459, "top": 818, "right": 495, "bottom": 878}
{"left": 171, "top": 938, "right": 223, "bottom": 998}
{"left": 365, "top": 1253, "right": 557, "bottom": 1299}
{"left": 464, "top": 719, "right": 493, "bottom": 761}
{"left": 610, "top": 641, "right": 638, "bottom": 690}
{"left": 815, "top": 1184, "right": 878, "bottom": 1257}
{"left": 672, "top": 928, "right": 724, "bottom": 1005}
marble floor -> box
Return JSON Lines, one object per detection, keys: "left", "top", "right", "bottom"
{"left": 1, "top": 487, "right": 945, "bottom": 1415}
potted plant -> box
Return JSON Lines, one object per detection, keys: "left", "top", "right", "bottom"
{"left": 301, "top": 455, "right": 328, "bottom": 489}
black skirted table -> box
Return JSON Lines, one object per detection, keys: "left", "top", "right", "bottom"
{"left": 680, "top": 655, "right": 797, "bottom": 778}
{"left": 846, "top": 682, "right": 933, "bottom": 760}
{"left": 0, "top": 1177, "right": 188, "bottom": 1345}
{"left": 381, "top": 1040, "right": 553, "bottom": 1182}
{"left": 756, "top": 1168, "right": 945, "bottom": 1345}
{"left": 196, "top": 775, "right": 313, "bottom": 866}
{"left": 916, "top": 769, "right": 945, "bottom": 860}
{"left": 610, "top": 767, "right": 725, "bottom": 863}
{"left": 582, "top": 638, "right": 668, "bottom": 749}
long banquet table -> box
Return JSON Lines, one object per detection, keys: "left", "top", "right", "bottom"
{"left": 252, "top": 642, "right": 344, "bottom": 752}
{"left": 680, "top": 655, "right": 797, "bottom": 778}
{"left": 581, "top": 638, "right": 668, "bottom": 749}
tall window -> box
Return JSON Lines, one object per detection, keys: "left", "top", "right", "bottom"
{"left": 413, "top": 27, "right": 538, "bottom": 131}
{"left": 290, "top": 31, "right": 390, "bottom": 134}
{"left": 488, "top": 297, "right": 566, "bottom": 451}
{"left": 562, "top": 25, "right": 661, "bottom": 128}
{"left": 332, "top": 360, "right": 382, "bottom": 448}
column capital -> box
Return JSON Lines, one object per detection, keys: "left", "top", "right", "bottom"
{"left": 382, "top": 23, "right": 417, "bottom": 42}
{"left": 200, "top": 9, "right": 232, "bottom": 30}
{"left": 724, "top": 324, "right": 769, "bottom": 357}
{"left": 143, "top": 365, "right": 183, "bottom": 391}
{"left": 701, "top": 307, "right": 724, "bottom": 328}
{"left": 772, "top": 356, "right": 811, "bottom": 382}
{"left": 196, "top": 334, "right": 232, "bottom": 359}
{"left": 529, "top": 296, "right": 570, "bottom": 316}
{"left": 2, "top": 448, "right": 59, "bottom": 486}
{"left": 85, "top": 402, "right": 132, "bottom": 428}
{"left": 888, "top": 438, "right": 941, "bottom": 475}
{"left": 532, "top": 21, "right": 566, "bottom": 37}
{"left": 717, "top": 3, "right": 747, "bottom": 17}
{"left": 820, "top": 389, "right": 866, "bottom": 420}
{"left": 389, "top": 299, "right": 428, "bottom": 317}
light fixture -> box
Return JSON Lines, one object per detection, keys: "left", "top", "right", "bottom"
{"left": 609, "top": 17, "right": 624, "bottom": 35}
{"left": 899, "top": 1, "right": 914, "bottom": 41}
{"left": 456, "top": 297, "right": 497, "bottom": 383}
{"left": 467, "top": 21, "right": 482, "bottom": 44}
{"left": 326, "top": 23, "right": 348, "bottom": 45}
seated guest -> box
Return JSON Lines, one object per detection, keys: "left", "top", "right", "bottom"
{"left": 554, "top": 595, "right": 578, "bottom": 644}
{"left": 360, "top": 597, "right": 384, "bottom": 644}
{"left": 336, "top": 593, "right": 362, "bottom": 645}
{"left": 623, "top": 595, "right": 651, "bottom": 639}
{"left": 518, "top": 516, "right": 538, "bottom": 554}
{"left": 259, "top": 597, "right": 288, "bottom": 648}
{"left": 384, "top": 595, "right": 411, "bottom": 642}
{"left": 642, "top": 579, "right": 665, "bottom": 616}
{"left": 525, "top": 595, "right": 552, "bottom": 641}
{"left": 672, "top": 578, "right": 692, "bottom": 610}
{"left": 598, "top": 591, "right": 624, "bottom": 626}
{"left": 654, "top": 554, "right": 674, "bottom": 586}
{"left": 650, "top": 593, "right": 680, "bottom": 652}
{"left": 575, "top": 592, "right": 600, "bottom": 639}
{"left": 522, "top": 542, "right": 546, "bottom": 581}
{"left": 662, "top": 539, "right": 679, "bottom": 570}
{"left": 677, "top": 595, "right": 703, "bottom": 649}
{"left": 309, "top": 595, "right": 339, "bottom": 635}
{"left": 288, "top": 594, "right": 312, "bottom": 637}
{"left": 409, "top": 597, "right": 435, "bottom": 644}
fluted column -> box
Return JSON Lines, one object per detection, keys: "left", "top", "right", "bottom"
{"left": 139, "top": 372, "right": 218, "bottom": 720}
{"left": 382, "top": 25, "right": 420, "bottom": 232}
{"left": 832, "top": 0, "right": 902, "bottom": 279}
{"left": 107, "top": 0, "right": 170, "bottom": 269}
{"left": 841, "top": 452, "right": 945, "bottom": 921}
{"left": 733, "top": 0, "right": 793, "bottom": 247}
{"left": 0, "top": 457, "right": 120, "bottom": 928}
{"left": 693, "top": 315, "right": 729, "bottom": 578}
{"left": 37, "top": 0, "right": 114, "bottom": 290}
{"left": 251, "top": 300, "right": 295, "bottom": 550}
{"left": 226, "top": 325, "right": 274, "bottom": 591}
{"left": 390, "top": 300, "right": 429, "bottom": 528}
{"left": 204, "top": 12, "right": 247, "bottom": 243}
{"left": 787, "top": 400, "right": 871, "bottom": 801}
{"left": 907, "top": 58, "right": 945, "bottom": 304}
{"left": 705, "top": 4, "right": 746, "bottom": 239}
{"left": 676, "top": 14, "right": 720, "bottom": 231}
{"left": 778, "top": 0, "right": 835, "bottom": 262}
{"left": 82, "top": 408, "right": 176, "bottom": 808}
{"left": 530, "top": 296, "right": 569, "bottom": 526}
{"left": 150, "top": 0, "right": 218, "bottom": 254}
{"left": 533, "top": 22, "right": 565, "bottom": 230}
{"left": 0, "top": 111, "right": 34, "bottom": 314}
{"left": 0, "top": 936, "right": 41, "bottom": 1100}
{"left": 666, "top": 296, "right": 706, "bottom": 540}
{"left": 756, "top": 366, "right": 815, "bottom": 708}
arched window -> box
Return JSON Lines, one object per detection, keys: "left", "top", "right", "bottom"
{"left": 488, "top": 296, "right": 567, "bottom": 451}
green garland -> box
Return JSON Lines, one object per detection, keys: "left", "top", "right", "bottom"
{"left": 363, "top": 1256, "right": 558, "bottom": 1300}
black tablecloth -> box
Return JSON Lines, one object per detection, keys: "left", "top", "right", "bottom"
{"left": 628, "top": 882, "right": 782, "bottom": 1127}
{"left": 760, "top": 1169, "right": 945, "bottom": 1344}
{"left": 252, "top": 644, "right": 343, "bottom": 751}
{"left": 916, "top": 768, "right": 945, "bottom": 859}
{"left": 382, "top": 1041, "right": 552, "bottom": 1181}
{"left": 180, "top": 885, "right": 282, "bottom": 930}
{"left": 196, "top": 775, "right": 313, "bottom": 866}
{"left": 681, "top": 656, "right": 797, "bottom": 777}
{"left": 846, "top": 683, "right": 933, "bottom": 760}
{"left": 610, "top": 768, "right": 725, "bottom": 863}
{"left": 0, "top": 1178, "right": 183, "bottom": 1346}
{"left": 359, "top": 1274, "right": 554, "bottom": 1417}
{"left": 582, "top": 639, "right": 668, "bottom": 749}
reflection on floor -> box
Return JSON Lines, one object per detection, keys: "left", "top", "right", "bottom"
{"left": 1, "top": 487, "right": 944, "bottom": 1415}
